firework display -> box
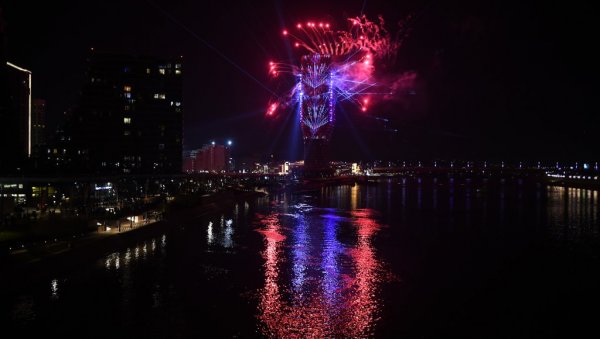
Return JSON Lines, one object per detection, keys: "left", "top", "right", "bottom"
{"left": 267, "top": 15, "right": 403, "bottom": 176}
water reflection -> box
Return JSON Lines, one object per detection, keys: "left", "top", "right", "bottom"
{"left": 5, "top": 179, "right": 600, "bottom": 337}
{"left": 205, "top": 215, "right": 236, "bottom": 249}
{"left": 103, "top": 235, "right": 166, "bottom": 271}
{"left": 255, "top": 196, "right": 388, "bottom": 337}
{"left": 547, "top": 186, "right": 599, "bottom": 241}
{"left": 207, "top": 221, "right": 214, "bottom": 245}
{"left": 50, "top": 279, "right": 59, "bottom": 300}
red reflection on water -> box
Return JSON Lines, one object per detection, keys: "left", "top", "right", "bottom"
{"left": 255, "top": 208, "right": 385, "bottom": 337}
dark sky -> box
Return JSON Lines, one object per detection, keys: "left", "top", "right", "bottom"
{"left": 2, "top": 0, "right": 597, "bottom": 162}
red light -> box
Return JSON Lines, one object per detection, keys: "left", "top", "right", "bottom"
{"left": 297, "top": 23, "right": 302, "bottom": 29}
{"left": 282, "top": 30, "right": 288, "bottom": 35}
{"left": 325, "top": 23, "right": 330, "bottom": 28}
{"left": 363, "top": 98, "right": 369, "bottom": 103}
{"left": 362, "top": 107, "right": 367, "bottom": 112}
{"left": 267, "top": 103, "right": 278, "bottom": 116}
{"left": 319, "top": 23, "right": 323, "bottom": 27}
{"left": 295, "top": 42, "right": 300, "bottom": 47}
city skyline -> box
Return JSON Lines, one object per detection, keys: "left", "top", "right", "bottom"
{"left": 2, "top": 2, "right": 600, "bottom": 337}
{"left": 1, "top": 0, "right": 597, "bottom": 162}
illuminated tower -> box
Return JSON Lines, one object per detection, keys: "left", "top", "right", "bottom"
{"left": 299, "top": 54, "right": 335, "bottom": 177}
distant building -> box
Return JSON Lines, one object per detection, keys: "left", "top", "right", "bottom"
{"left": 69, "top": 51, "right": 183, "bottom": 174}
{"left": 0, "top": 61, "right": 31, "bottom": 173}
{"left": 184, "top": 143, "right": 231, "bottom": 173}
{"left": 31, "top": 98, "right": 46, "bottom": 163}
{"left": 32, "top": 99, "right": 46, "bottom": 148}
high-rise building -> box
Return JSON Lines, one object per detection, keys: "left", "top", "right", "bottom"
{"left": 0, "top": 9, "right": 8, "bottom": 172}
{"left": 1, "top": 61, "right": 32, "bottom": 173}
{"left": 32, "top": 98, "right": 46, "bottom": 150}
{"left": 184, "top": 143, "right": 230, "bottom": 173}
{"left": 70, "top": 51, "right": 183, "bottom": 174}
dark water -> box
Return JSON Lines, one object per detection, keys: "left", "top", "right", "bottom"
{"left": 2, "top": 178, "right": 600, "bottom": 338}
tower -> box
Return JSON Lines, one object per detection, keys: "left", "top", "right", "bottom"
{"left": 299, "top": 54, "right": 335, "bottom": 177}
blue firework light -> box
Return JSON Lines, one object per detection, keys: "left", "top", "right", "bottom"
{"left": 266, "top": 15, "right": 408, "bottom": 140}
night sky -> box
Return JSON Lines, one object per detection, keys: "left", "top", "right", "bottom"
{"left": 2, "top": 0, "right": 597, "bottom": 162}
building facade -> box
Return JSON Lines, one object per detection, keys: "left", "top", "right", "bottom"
{"left": 1, "top": 61, "right": 31, "bottom": 174}
{"left": 31, "top": 98, "right": 46, "bottom": 163}
{"left": 183, "top": 144, "right": 230, "bottom": 173}
{"left": 69, "top": 51, "right": 183, "bottom": 174}
{"left": 32, "top": 98, "right": 46, "bottom": 149}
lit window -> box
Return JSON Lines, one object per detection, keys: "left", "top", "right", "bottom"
{"left": 175, "top": 63, "right": 182, "bottom": 69}
{"left": 159, "top": 68, "right": 166, "bottom": 75}
{"left": 124, "top": 105, "right": 130, "bottom": 111}
{"left": 175, "top": 101, "right": 181, "bottom": 107}
{"left": 175, "top": 69, "right": 181, "bottom": 75}
{"left": 146, "top": 68, "right": 151, "bottom": 74}
{"left": 154, "top": 93, "right": 166, "bottom": 99}
{"left": 124, "top": 93, "right": 131, "bottom": 99}
{"left": 124, "top": 130, "right": 131, "bottom": 136}
{"left": 124, "top": 117, "right": 131, "bottom": 124}
{"left": 124, "top": 85, "right": 131, "bottom": 92}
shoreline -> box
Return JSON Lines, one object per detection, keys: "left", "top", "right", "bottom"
{"left": 0, "top": 190, "right": 265, "bottom": 290}
{"left": 2, "top": 177, "right": 597, "bottom": 289}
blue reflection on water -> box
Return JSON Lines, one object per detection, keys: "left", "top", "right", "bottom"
{"left": 255, "top": 195, "right": 389, "bottom": 337}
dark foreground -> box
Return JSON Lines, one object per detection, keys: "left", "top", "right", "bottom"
{"left": 2, "top": 178, "right": 599, "bottom": 338}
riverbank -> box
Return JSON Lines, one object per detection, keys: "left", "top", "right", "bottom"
{"left": 0, "top": 189, "right": 265, "bottom": 289}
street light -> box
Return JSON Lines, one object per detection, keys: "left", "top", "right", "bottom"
{"left": 211, "top": 141, "right": 215, "bottom": 146}
{"left": 227, "top": 140, "right": 232, "bottom": 146}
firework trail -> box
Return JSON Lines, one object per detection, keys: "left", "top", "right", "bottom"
{"left": 266, "top": 15, "right": 412, "bottom": 137}
{"left": 266, "top": 14, "right": 413, "bottom": 175}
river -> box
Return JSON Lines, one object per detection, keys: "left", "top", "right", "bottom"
{"left": 2, "top": 178, "right": 599, "bottom": 337}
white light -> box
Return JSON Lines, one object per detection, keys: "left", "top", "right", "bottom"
{"left": 227, "top": 140, "right": 232, "bottom": 146}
